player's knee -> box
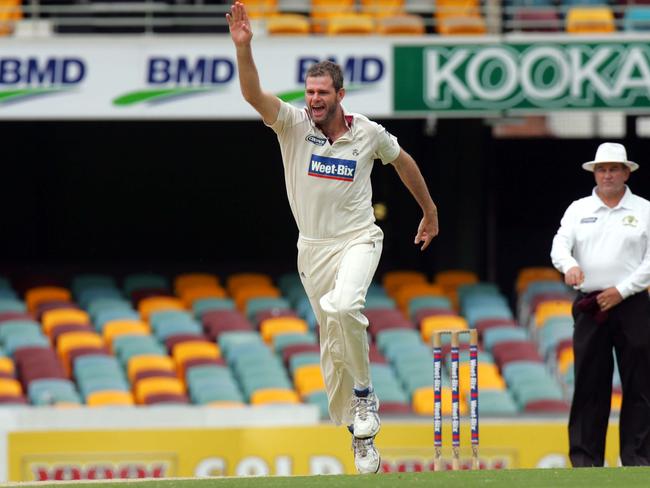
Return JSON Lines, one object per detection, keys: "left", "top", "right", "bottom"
{"left": 320, "top": 294, "right": 361, "bottom": 318}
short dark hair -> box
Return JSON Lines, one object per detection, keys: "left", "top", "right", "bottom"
{"left": 305, "top": 61, "right": 344, "bottom": 92}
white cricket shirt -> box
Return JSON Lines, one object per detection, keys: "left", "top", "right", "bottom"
{"left": 551, "top": 186, "right": 650, "bottom": 298}
{"left": 268, "top": 101, "right": 400, "bottom": 240}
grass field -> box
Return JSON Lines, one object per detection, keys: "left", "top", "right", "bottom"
{"left": 10, "top": 467, "right": 650, "bottom": 488}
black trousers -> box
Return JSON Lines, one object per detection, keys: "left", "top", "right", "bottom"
{"left": 569, "top": 291, "right": 650, "bottom": 467}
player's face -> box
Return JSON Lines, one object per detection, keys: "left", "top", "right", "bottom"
{"left": 594, "top": 163, "right": 629, "bottom": 198}
{"left": 305, "top": 75, "right": 343, "bottom": 125}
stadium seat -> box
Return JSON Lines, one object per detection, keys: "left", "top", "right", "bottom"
{"left": 250, "top": 387, "right": 300, "bottom": 405}
{"left": 179, "top": 285, "right": 227, "bottom": 308}
{"left": 135, "top": 376, "right": 185, "bottom": 404}
{"left": 435, "top": 0, "right": 487, "bottom": 35}
{"left": 0, "top": 0, "right": 21, "bottom": 36}
{"left": 138, "top": 297, "right": 185, "bottom": 321}
{"left": 25, "top": 286, "right": 71, "bottom": 314}
{"left": 624, "top": 6, "right": 650, "bottom": 31}
{"left": 511, "top": 7, "right": 561, "bottom": 32}
{"left": 174, "top": 273, "right": 219, "bottom": 295}
{"left": 86, "top": 390, "right": 135, "bottom": 407}
{"left": 566, "top": 6, "right": 616, "bottom": 33}
{"left": 226, "top": 273, "right": 273, "bottom": 296}
{"left": 382, "top": 270, "right": 428, "bottom": 297}
{"left": 260, "top": 317, "right": 309, "bottom": 344}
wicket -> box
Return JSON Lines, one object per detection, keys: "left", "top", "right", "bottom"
{"left": 432, "top": 329, "right": 479, "bottom": 471}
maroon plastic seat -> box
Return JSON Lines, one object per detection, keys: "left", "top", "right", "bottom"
{"left": 165, "top": 333, "right": 209, "bottom": 353}
{"left": 369, "top": 344, "right": 386, "bottom": 364}
{"left": 36, "top": 301, "right": 81, "bottom": 321}
{"left": 0, "top": 371, "right": 14, "bottom": 380}
{"left": 0, "top": 394, "right": 28, "bottom": 405}
{"left": 12, "top": 346, "right": 52, "bottom": 364}
{"left": 68, "top": 346, "right": 111, "bottom": 368}
{"left": 144, "top": 393, "right": 189, "bottom": 405}
{"left": 529, "top": 292, "right": 575, "bottom": 315}
{"left": 370, "top": 321, "right": 414, "bottom": 339}
{"left": 492, "top": 340, "right": 543, "bottom": 370}
{"left": 365, "top": 308, "right": 409, "bottom": 327}
{"left": 203, "top": 310, "right": 254, "bottom": 340}
{"left": 414, "top": 308, "right": 457, "bottom": 326}
{"left": 255, "top": 309, "right": 299, "bottom": 327}
{"left": 133, "top": 369, "right": 178, "bottom": 384}
{"left": 379, "top": 402, "right": 412, "bottom": 415}
{"left": 282, "top": 343, "right": 321, "bottom": 366}
{"left": 512, "top": 7, "right": 561, "bottom": 32}
{"left": 475, "top": 318, "right": 517, "bottom": 340}
{"left": 0, "top": 312, "right": 34, "bottom": 324}
{"left": 524, "top": 399, "right": 570, "bottom": 413}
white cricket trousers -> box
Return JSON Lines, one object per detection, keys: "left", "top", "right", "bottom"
{"left": 297, "top": 225, "right": 383, "bottom": 425}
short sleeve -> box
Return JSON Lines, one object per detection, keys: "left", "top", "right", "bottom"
{"left": 266, "top": 101, "right": 304, "bottom": 135}
{"left": 374, "top": 123, "right": 401, "bottom": 165}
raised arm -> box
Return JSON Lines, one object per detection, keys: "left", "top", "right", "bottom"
{"left": 391, "top": 149, "right": 439, "bottom": 251}
{"left": 226, "top": 1, "right": 280, "bottom": 125}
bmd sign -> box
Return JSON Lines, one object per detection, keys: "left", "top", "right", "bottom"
{"left": 394, "top": 42, "right": 650, "bottom": 113}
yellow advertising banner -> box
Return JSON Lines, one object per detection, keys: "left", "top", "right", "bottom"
{"left": 8, "top": 421, "right": 621, "bottom": 481}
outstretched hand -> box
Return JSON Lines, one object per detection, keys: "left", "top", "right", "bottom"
{"left": 226, "top": 1, "right": 253, "bottom": 46}
{"left": 414, "top": 212, "right": 439, "bottom": 251}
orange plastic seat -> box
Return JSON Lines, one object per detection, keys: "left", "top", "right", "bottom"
{"left": 57, "top": 331, "right": 104, "bottom": 374}
{"left": 516, "top": 267, "right": 562, "bottom": 294}
{"left": 459, "top": 363, "right": 505, "bottom": 396}
{"left": 138, "top": 297, "right": 185, "bottom": 321}
{"left": 103, "top": 320, "right": 151, "bottom": 351}
{"left": 311, "top": 0, "right": 356, "bottom": 33}
{"left": 25, "top": 286, "right": 71, "bottom": 314}
{"left": 535, "top": 301, "right": 573, "bottom": 328}
{"left": 325, "top": 13, "right": 375, "bottom": 35}
{"left": 251, "top": 387, "right": 301, "bottom": 405}
{"left": 293, "top": 364, "right": 325, "bottom": 396}
{"left": 361, "top": 0, "right": 424, "bottom": 35}
{"left": 267, "top": 14, "right": 311, "bottom": 34}
{"left": 135, "top": 377, "right": 185, "bottom": 404}
{"left": 226, "top": 273, "right": 273, "bottom": 296}
{"left": 420, "top": 315, "right": 469, "bottom": 343}
{"left": 558, "top": 348, "right": 574, "bottom": 375}
{"left": 179, "top": 285, "right": 227, "bottom": 308}
{"left": 206, "top": 400, "right": 247, "bottom": 408}
{"left": 566, "top": 6, "right": 615, "bottom": 34}
{"left": 127, "top": 354, "right": 175, "bottom": 383}
{"left": 0, "top": 378, "right": 22, "bottom": 396}
{"left": 42, "top": 309, "right": 90, "bottom": 336}
{"left": 0, "top": 357, "right": 15, "bottom": 375}
{"left": 382, "top": 270, "right": 428, "bottom": 297}
{"left": 0, "top": 0, "right": 22, "bottom": 36}
{"left": 395, "top": 283, "right": 446, "bottom": 315}
{"left": 413, "top": 386, "right": 468, "bottom": 416}
{"left": 172, "top": 341, "right": 220, "bottom": 378}
{"left": 174, "top": 273, "right": 220, "bottom": 295}
{"left": 260, "top": 317, "right": 309, "bottom": 344}
{"left": 86, "top": 390, "right": 135, "bottom": 407}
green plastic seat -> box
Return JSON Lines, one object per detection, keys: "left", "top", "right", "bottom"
{"left": 246, "top": 297, "right": 292, "bottom": 321}
{"left": 193, "top": 298, "right": 235, "bottom": 319}
{"left": 273, "top": 332, "right": 318, "bottom": 354}
{"left": 0, "top": 299, "right": 27, "bottom": 313}
{"left": 150, "top": 310, "right": 195, "bottom": 330}
{"left": 483, "top": 326, "right": 528, "bottom": 351}
{"left": 0, "top": 321, "right": 43, "bottom": 343}
{"left": 375, "top": 329, "right": 422, "bottom": 352}
{"left": 475, "top": 389, "right": 519, "bottom": 416}
{"left": 365, "top": 295, "right": 397, "bottom": 311}
{"left": 28, "top": 378, "right": 82, "bottom": 406}
{"left": 408, "top": 296, "right": 453, "bottom": 319}
{"left": 289, "top": 352, "right": 320, "bottom": 374}
{"left": 305, "top": 390, "right": 329, "bottom": 419}
{"left": 5, "top": 334, "right": 49, "bottom": 355}
{"left": 123, "top": 273, "right": 169, "bottom": 296}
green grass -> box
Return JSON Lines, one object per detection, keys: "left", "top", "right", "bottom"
{"left": 12, "top": 467, "right": 650, "bottom": 488}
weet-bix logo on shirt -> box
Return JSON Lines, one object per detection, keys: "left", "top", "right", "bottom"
{"left": 308, "top": 154, "right": 357, "bottom": 182}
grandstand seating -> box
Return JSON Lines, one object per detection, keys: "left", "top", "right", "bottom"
{"left": 0, "top": 267, "right": 614, "bottom": 419}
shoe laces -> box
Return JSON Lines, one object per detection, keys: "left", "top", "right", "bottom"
{"left": 351, "top": 394, "right": 375, "bottom": 422}
{"left": 352, "top": 436, "right": 373, "bottom": 457}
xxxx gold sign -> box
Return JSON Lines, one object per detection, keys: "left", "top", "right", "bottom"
{"left": 395, "top": 42, "right": 650, "bottom": 113}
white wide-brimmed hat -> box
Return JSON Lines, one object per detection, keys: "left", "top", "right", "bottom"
{"left": 582, "top": 142, "right": 638, "bottom": 172}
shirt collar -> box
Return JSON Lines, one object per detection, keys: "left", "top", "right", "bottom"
{"left": 305, "top": 104, "right": 354, "bottom": 135}
{"left": 590, "top": 185, "right": 633, "bottom": 211}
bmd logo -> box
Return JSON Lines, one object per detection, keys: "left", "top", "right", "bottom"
{"left": 0, "top": 57, "right": 85, "bottom": 105}
{"left": 277, "top": 56, "right": 385, "bottom": 102}
{"left": 113, "top": 56, "right": 235, "bottom": 106}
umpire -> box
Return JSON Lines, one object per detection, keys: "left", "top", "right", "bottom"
{"left": 551, "top": 142, "right": 650, "bottom": 467}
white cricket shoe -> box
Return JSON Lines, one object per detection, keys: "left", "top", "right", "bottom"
{"left": 352, "top": 436, "right": 380, "bottom": 474}
{"left": 350, "top": 390, "right": 380, "bottom": 439}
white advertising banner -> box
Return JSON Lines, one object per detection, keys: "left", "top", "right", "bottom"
{"left": 0, "top": 37, "right": 392, "bottom": 119}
